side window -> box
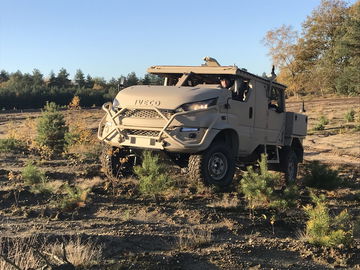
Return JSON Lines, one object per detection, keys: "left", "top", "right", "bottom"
{"left": 232, "top": 79, "right": 250, "bottom": 102}
{"left": 268, "top": 87, "right": 284, "bottom": 113}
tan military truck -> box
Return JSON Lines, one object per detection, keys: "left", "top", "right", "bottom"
{"left": 98, "top": 57, "right": 307, "bottom": 187}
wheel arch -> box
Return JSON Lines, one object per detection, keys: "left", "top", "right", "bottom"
{"left": 212, "top": 129, "right": 239, "bottom": 156}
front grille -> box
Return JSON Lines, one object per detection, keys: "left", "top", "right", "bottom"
{"left": 126, "top": 129, "right": 160, "bottom": 137}
{"left": 122, "top": 109, "right": 174, "bottom": 119}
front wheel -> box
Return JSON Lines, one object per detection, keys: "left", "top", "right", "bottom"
{"left": 100, "top": 145, "right": 137, "bottom": 180}
{"left": 188, "top": 143, "right": 235, "bottom": 188}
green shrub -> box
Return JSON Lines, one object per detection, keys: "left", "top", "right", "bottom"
{"left": 344, "top": 109, "right": 355, "bottom": 123}
{"left": 22, "top": 162, "right": 46, "bottom": 185}
{"left": 313, "top": 115, "right": 329, "bottom": 131}
{"left": 239, "top": 154, "right": 299, "bottom": 210}
{"left": 35, "top": 102, "right": 69, "bottom": 157}
{"left": 0, "top": 138, "right": 27, "bottom": 153}
{"left": 319, "top": 115, "right": 329, "bottom": 125}
{"left": 134, "top": 151, "right": 173, "bottom": 197}
{"left": 303, "top": 161, "right": 342, "bottom": 189}
{"left": 304, "top": 194, "right": 353, "bottom": 247}
{"left": 22, "top": 162, "right": 51, "bottom": 194}
{"left": 59, "top": 184, "right": 89, "bottom": 211}
{"left": 313, "top": 123, "right": 325, "bottom": 131}
{"left": 271, "top": 184, "right": 299, "bottom": 209}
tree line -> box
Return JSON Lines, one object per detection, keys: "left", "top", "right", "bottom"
{"left": 0, "top": 68, "right": 162, "bottom": 109}
{"left": 263, "top": 0, "right": 359, "bottom": 96}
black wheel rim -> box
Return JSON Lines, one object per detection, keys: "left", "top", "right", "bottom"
{"left": 208, "top": 152, "right": 228, "bottom": 181}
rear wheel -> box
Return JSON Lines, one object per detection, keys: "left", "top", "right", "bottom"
{"left": 281, "top": 147, "right": 298, "bottom": 184}
{"left": 100, "top": 145, "right": 137, "bottom": 179}
{"left": 188, "top": 143, "right": 235, "bottom": 188}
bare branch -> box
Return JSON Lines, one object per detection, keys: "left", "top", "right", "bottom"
{"left": 31, "top": 247, "right": 55, "bottom": 268}
{"left": 42, "top": 251, "right": 65, "bottom": 264}
{"left": 62, "top": 242, "right": 71, "bottom": 264}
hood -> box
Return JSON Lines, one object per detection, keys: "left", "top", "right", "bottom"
{"left": 115, "top": 85, "right": 225, "bottom": 110}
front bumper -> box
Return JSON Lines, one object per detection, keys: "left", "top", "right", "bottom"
{"left": 97, "top": 102, "right": 219, "bottom": 151}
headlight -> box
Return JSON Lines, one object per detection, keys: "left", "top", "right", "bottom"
{"left": 112, "top": 99, "right": 119, "bottom": 108}
{"left": 175, "top": 98, "right": 217, "bottom": 112}
{"left": 112, "top": 99, "right": 120, "bottom": 112}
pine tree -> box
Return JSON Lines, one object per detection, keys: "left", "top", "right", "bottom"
{"left": 36, "top": 102, "right": 69, "bottom": 156}
{"left": 74, "top": 69, "right": 85, "bottom": 88}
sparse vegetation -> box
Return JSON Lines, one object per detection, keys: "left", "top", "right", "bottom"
{"left": 313, "top": 115, "right": 329, "bottom": 131}
{"left": 0, "top": 236, "right": 102, "bottom": 270}
{"left": 0, "top": 237, "right": 42, "bottom": 270}
{"left": 303, "top": 194, "right": 353, "bottom": 247}
{"left": 0, "top": 138, "right": 27, "bottom": 153}
{"left": 344, "top": 108, "right": 355, "bottom": 122}
{"left": 22, "top": 162, "right": 46, "bottom": 185}
{"left": 65, "top": 114, "right": 101, "bottom": 162}
{"left": 239, "top": 154, "right": 299, "bottom": 210}
{"left": 178, "top": 227, "right": 212, "bottom": 250}
{"left": 49, "top": 236, "right": 102, "bottom": 267}
{"left": 208, "top": 193, "right": 239, "bottom": 209}
{"left": 303, "top": 161, "right": 342, "bottom": 189}
{"left": 59, "top": 184, "right": 89, "bottom": 211}
{"left": 35, "top": 101, "right": 69, "bottom": 157}
{"left": 0, "top": 97, "right": 358, "bottom": 269}
{"left": 134, "top": 151, "right": 174, "bottom": 197}
{"left": 22, "top": 162, "right": 52, "bottom": 194}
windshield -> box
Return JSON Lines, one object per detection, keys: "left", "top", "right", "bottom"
{"left": 163, "top": 73, "right": 234, "bottom": 87}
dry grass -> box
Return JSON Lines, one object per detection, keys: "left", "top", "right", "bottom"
{"left": 207, "top": 193, "right": 239, "bottom": 209}
{"left": 0, "top": 236, "right": 102, "bottom": 269}
{"left": 75, "top": 176, "right": 103, "bottom": 191}
{"left": 0, "top": 237, "right": 42, "bottom": 270}
{"left": 6, "top": 118, "right": 37, "bottom": 146}
{"left": 132, "top": 208, "right": 169, "bottom": 223}
{"left": 178, "top": 227, "right": 213, "bottom": 250}
{"left": 49, "top": 236, "right": 102, "bottom": 267}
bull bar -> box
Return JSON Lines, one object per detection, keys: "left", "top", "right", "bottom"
{"left": 97, "top": 102, "right": 219, "bottom": 149}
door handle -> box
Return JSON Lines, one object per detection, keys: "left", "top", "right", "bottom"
{"left": 249, "top": 107, "right": 253, "bottom": 119}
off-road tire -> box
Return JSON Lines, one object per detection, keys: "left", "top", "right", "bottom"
{"left": 188, "top": 143, "right": 235, "bottom": 188}
{"left": 100, "top": 144, "right": 135, "bottom": 180}
{"left": 281, "top": 147, "right": 298, "bottom": 185}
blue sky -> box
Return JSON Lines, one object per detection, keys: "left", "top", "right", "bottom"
{"left": 0, "top": 0, "right": 355, "bottom": 80}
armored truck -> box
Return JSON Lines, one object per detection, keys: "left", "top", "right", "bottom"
{"left": 98, "top": 57, "right": 307, "bottom": 187}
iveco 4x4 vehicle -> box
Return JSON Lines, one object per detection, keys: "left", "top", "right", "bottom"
{"left": 98, "top": 57, "right": 307, "bottom": 187}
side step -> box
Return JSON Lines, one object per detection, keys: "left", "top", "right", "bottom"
{"left": 264, "top": 145, "right": 279, "bottom": 163}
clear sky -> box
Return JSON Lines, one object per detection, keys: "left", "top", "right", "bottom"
{"left": 0, "top": 0, "right": 356, "bottom": 80}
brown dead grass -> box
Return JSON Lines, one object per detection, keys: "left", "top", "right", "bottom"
{"left": 49, "top": 236, "right": 102, "bottom": 267}
{"left": 207, "top": 193, "right": 239, "bottom": 209}
{"left": 0, "top": 237, "right": 42, "bottom": 270}
{"left": 178, "top": 227, "right": 213, "bottom": 250}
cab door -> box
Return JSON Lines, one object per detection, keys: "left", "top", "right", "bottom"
{"left": 226, "top": 80, "right": 256, "bottom": 155}
{"left": 267, "top": 86, "right": 285, "bottom": 144}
